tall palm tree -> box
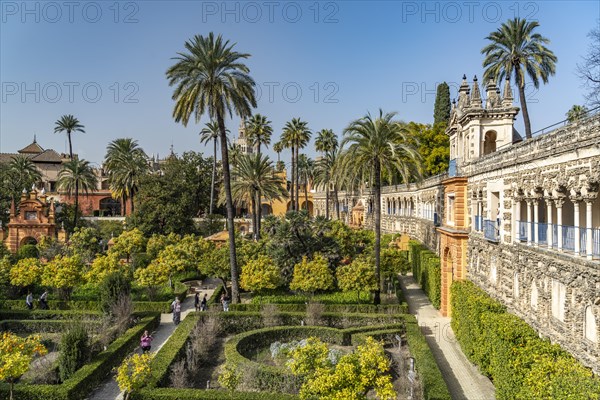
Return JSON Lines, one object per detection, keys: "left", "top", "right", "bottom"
{"left": 340, "top": 110, "right": 422, "bottom": 305}
{"left": 246, "top": 114, "right": 273, "bottom": 232}
{"left": 314, "top": 129, "right": 338, "bottom": 219}
{"left": 282, "top": 118, "right": 311, "bottom": 211}
{"left": 54, "top": 115, "right": 85, "bottom": 159}
{"left": 200, "top": 121, "right": 228, "bottom": 215}
{"left": 246, "top": 114, "right": 273, "bottom": 155}
{"left": 166, "top": 32, "right": 256, "bottom": 303}
{"left": 273, "top": 141, "right": 284, "bottom": 163}
{"left": 58, "top": 159, "right": 98, "bottom": 227}
{"left": 104, "top": 138, "right": 149, "bottom": 215}
{"left": 230, "top": 153, "right": 287, "bottom": 240}
{"left": 5, "top": 155, "right": 42, "bottom": 198}
{"left": 482, "top": 18, "right": 557, "bottom": 139}
{"left": 297, "top": 154, "right": 314, "bottom": 213}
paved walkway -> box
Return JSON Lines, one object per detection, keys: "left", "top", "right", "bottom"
{"left": 398, "top": 273, "right": 496, "bottom": 400}
{"left": 87, "top": 283, "right": 215, "bottom": 400}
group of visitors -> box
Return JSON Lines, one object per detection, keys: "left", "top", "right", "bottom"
{"left": 25, "top": 290, "right": 49, "bottom": 310}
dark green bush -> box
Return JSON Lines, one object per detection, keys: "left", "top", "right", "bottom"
{"left": 99, "top": 272, "right": 132, "bottom": 313}
{"left": 18, "top": 244, "right": 39, "bottom": 259}
{"left": 59, "top": 325, "right": 91, "bottom": 381}
{"left": 408, "top": 241, "right": 442, "bottom": 309}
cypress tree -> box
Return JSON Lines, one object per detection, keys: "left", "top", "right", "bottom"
{"left": 433, "top": 82, "right": 451, "bottom": 125}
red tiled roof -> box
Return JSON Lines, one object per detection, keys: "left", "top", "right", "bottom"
{"left": 18, "top": 141, "right": 44, "bottom": 154}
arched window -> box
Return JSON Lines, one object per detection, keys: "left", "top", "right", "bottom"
{"left": 483, "top": 130, "right": 497, "bottom": 155}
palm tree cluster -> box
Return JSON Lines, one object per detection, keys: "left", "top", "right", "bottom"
{"left": 104, "top": 138, "right": 149, "bottom": 216}
{"left": 281, "top": 118, "right": 311, "bottom": 212}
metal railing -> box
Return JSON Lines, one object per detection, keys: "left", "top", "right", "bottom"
{"left": 516, "top": 222, "right": 599, "bottom": 259}
{"left": 518, "top": 220, "right": 528, "bottom": 241}
{"left": 537, "top": 222, "right": 548, "bottom": 245}
{"left": 483, "top": 219, "right": 499, "bottom": 242}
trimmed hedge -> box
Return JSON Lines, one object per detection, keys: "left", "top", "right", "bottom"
{"left": 131, "top": 388, "right": 297, "bottom": 399}
{"left": 0, "top": 299, "right": 179, "bottom": 313}
{"left": 0, "top": 319, "right": 101, "bottom": 333}
{"left": 228, "top": 303, "right": 408, "bottom": 314}
{"left": 451, "top": 281, "right": 600, "bottom": 400}
{"left": 149, "top": 313, "right": 200, "bottom": 387}
{"left": 0, "top": 309, "right": 104, "bottom": 320}
{"left": 403, "top": 316, "right": 452, "bottom": 400}
{"left": 0, "top": 313, "right": 161, "bottom": 400}
{"left": 250, "top": 291, "right": 372, "bottom": 305}
{"left": 408, "top": 240, "right": 441, "bottom": 309}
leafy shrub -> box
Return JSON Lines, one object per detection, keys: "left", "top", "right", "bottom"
{"left": 408, "top": 241, "right": 441, "bottom": 309}
{"left": 59, "top": 325, "right": 91, "bottom": 382}
{"left": 18, "top": 244, "right": 39, "bottom": 260}
{"left": 99, "top": 272, "right": 132, "bottom": 314}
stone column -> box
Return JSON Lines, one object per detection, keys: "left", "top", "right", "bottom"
{"left": 478, "top": 199, "right": 483, "bottom": 231}
{"left": 526, "top": 200, "right": 533, "bottom": 246}
{"left": 546, "top": 198, "right": 553, "bottom": 248}
{"left": 533, "top": 199, "right": 539, "bottom": 246}
{"left": 585, "top": 198, "right": 594, "bottom": 259}
{"left": 471, "top": 196, "right": 477, "bottom": 232}
{"left": 555, "top": 198, "right": 564, "bottom": 251}
{"left": 573, "top": 198, "right": 581, "bottom": 256}
{"left": 514, "top": 197, "right": 521, "bottom": 243}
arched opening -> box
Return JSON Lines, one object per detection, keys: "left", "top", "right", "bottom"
{"left": 99, "top": 197, "right": 121, "bottom": 217}
{"left": 261, "top": 204, "right": 273, "bottom": 216}
{"left": 299, "top": 200, "right": 314, "bottom": 216}
{"left": 584, "top": 306, "right": 597, "bottom": 343}
{"left": 20, "top": 236, "right": 38, "bottom": 246}
{"left": 483, "top": 130, "right": 497, "bottom": 155}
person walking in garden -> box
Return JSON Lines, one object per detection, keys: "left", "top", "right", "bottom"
{"left": 172, "top": 298, "right": 181, "bottom": 325}
{"left": 200, "top": 293, "right": 208, "bottom": 311}
{"left": 140, "top": 330, "right": 153, "bottom": 353}
{"left": 26, "top": 292, "right": 33, "bottom": 310}
{"left": 221, "top": 293, "right": 229, "bottom": 312}
{"left": 194, "top": 292, "right": 200, "bottom": 311}
{"left": 39, "top": 290, "right": 48, "bottom": 309}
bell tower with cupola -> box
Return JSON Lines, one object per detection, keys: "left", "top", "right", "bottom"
{"left": 446, "top": 75, "right": 520, "bottom": 167}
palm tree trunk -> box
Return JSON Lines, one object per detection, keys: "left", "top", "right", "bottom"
{"left": 209, "top": 138, "right": 217, "bottom": 215}
{"left": 373, "top": 158, "right": 382, "bottom": 306}
{"left": 304, "top": 177, "right": 309, "bottom": 213}
{"left": 256, "top": 191, "right": 262, "bottom": 240}
{"left": 295, "top": 145, "right": 300, "bottom": 212}
{"left": 217, "top": 113, "right": 240, "bottom": 304}
{"left": 130, "top": 193, "right": 135, "bottom": 213}
{"left": 325, "top": 183, "right": 330, "bottom": 219}
{"left": 515, "top": 67, "right": 532, "bottom": 139}
{"left": 73, "top": 181, "right": 79, "bottom": 228}
{"left": 122, "top": 194, "right": 127, "bottom": 216}
{"left": 68, "top": 131, "right": 73, "bottom": 159}
{"left": 251, "top": 194, "right": 257, "bottom": 241}
{"left": 290, "top": 144, "right": 295, "bottom": 211}
{"left": 334, "top": 187, "right": 340, "bottom": 220}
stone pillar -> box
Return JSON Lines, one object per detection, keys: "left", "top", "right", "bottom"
{"left": 526, "top": 200, "right": 533, "bottom": 246}
{"left": 471, "top": 196, "right": 477, "bottom": 232}
{"left": 477, "top": 199, "right": 482, "bottom": 231}
{"left": 546, "top": 198, "right": 553, "bottom": 248}
{"left": 585, "top": 198, "right": 594, "bottom": 259}
{"left": 533, "top": 199, "right": 539, "bottom": 246}
{"left": 556, "top": 198, "right": 564, "bottom": 251}
{"left": 513, "top": 198, "right": 521, "bottom": 243}
{"left": 574, "top": 199, "right": 580, "bottom": 256}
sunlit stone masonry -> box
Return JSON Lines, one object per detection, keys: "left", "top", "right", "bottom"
{"left": 313, "top": 75, "right": 600, "bottom": 373}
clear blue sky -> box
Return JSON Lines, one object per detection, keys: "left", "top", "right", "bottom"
{"left": 1, "top": 1, "right": 599, "bottom": 166}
